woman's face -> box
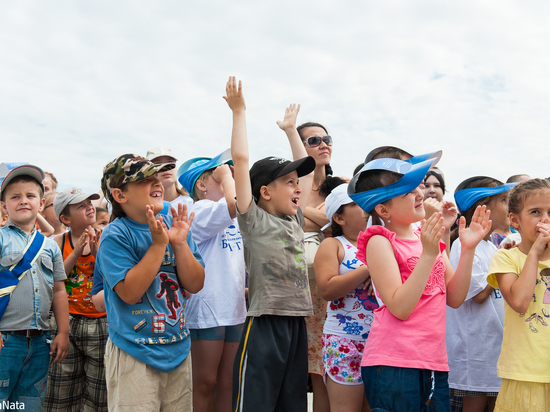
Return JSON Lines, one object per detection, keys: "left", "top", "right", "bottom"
{"left": 301, "top": 126, "right": 332, "bottom": 167}
{"left": 423, "top": 175, "right": 444, "bottom": 202}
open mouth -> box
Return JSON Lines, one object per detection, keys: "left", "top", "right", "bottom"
{"left": 291, "top": 197, "right": 299, "bottom": 206}
{"left": 150, "top": 190, "right": 163, "bottom": 199}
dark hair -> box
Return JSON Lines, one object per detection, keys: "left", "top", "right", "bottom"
{"left": 330, "top": 204, "right": 346, "bottom": 237}
{"left": 352, "top": 163, "right": 364, "bottom": 176}
{"left": 1, "top": 176, "right": 44, "bottom": 201}
{"left": 370, "top": 147, "right": 412, "bottom": 162}
{"left": 297, "top": 122, "right": 333, "bottom": 177}
{"left": 319, "top": 176, "right": 347, "bottom": 198}
{"left": 424, "top": 170, "right": 446, "bottom": 194}
{"left": 354, "top": 170, "right": 402, "bottom": 225}
{"left": 95, "top": 206, "right": 108, "bottom": 215}
{"left": 508, "top": 178, "right": 550, "bottom": 216}
{"left": 109, "top": 183, "right": 128, "bottom": 222}
{"left": 450, "top": 177, "right": 503, "bottom": 245}
{"left": 506, "top": 174, "right": 530, "bottom": 184}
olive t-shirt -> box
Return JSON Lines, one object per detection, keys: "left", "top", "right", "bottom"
{"left": 237, "top": 200, "right": 313, "bottom": 317}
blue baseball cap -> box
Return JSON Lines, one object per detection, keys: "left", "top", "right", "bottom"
{"left": 177, "top": 149, "right": 233, "bottom": 194}
{"left": 454, "top": 176, "right": 517, "bottom": 213}
{"left": 348, "top": 154, "right": 439, "bottom": 213}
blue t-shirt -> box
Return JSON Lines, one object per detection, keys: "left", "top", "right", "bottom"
{"left": 94, "top": 214, "right": 204, "bottom": 373}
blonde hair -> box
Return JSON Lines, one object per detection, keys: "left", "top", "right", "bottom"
{"left": 44, "top": 171, "right": 58, "bottom": 191}
{"left": 192, "top": 169, "right": 215, "bottom": 202}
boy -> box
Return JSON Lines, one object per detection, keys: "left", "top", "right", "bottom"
{"left": 44, "top": 187, "right": 108, "bottom": 411}
{"left": 95, "top": 154, "right": 204, "bottom": 411}
{"left": 0, "top": 164, "right": 69, "bottom": 411}
{"left": 224, "top": 77, "right": 316, "bottom": 411}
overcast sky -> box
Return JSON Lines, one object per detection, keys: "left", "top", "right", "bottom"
{"left": 2, "top": 1, "right": 549, "bottom": 198}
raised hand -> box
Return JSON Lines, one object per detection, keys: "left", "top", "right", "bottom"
{"left": 223, "top": 76, "right": 246, "bottom": 112}
{"left": 459, "top": 205, "right": 491, "bottom": 250}
{"left": 441, "top": 201, "right": 458, "bottom": 229}
{"left": 146, "top": 205, "right": 169, "bottom": 248}
{"left": 532, "top": 219, "right": 550, "bottom": 257}
{"left": 276, "top": 103, "right": 301, "bottom": 132}
{"left": 74, "top": 230, "right": 90, "bottom": 256}
{"left": 212, "top": 164, "right": 232, "bottom": 183}
{"left": 420, "top": 212, "right": 445, "bottom": 256}
{"left": 167, "top": 203, "right": 195, "bottom": 246}
{"left": 89, "top": 230, "right": 99, "bottom": 258}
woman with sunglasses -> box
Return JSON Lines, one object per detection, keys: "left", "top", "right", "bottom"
{"left": 296, "top": 121, "right": 334, "bottom": 412}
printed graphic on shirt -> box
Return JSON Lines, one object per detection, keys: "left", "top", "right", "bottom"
{"left": 522, "top": 267, "right": 550, "bottom": 333}
{"left": 65, "top": 262, "right": 96, "bottom": 311}
{"left": 221, "top": 224, "right": 242, "bottom": 252}
{"left": 406, "top": 255, "right": 446, "bottom": 295}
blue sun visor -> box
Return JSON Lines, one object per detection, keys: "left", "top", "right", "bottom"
{"left": 177, "top": 149, "right": 233, "bottom": 194}
{"left": 348, "top": 155, "right": 438, "bottom": 213}
{"left": 454, "top": 183, "right": 517, "bottom": 213}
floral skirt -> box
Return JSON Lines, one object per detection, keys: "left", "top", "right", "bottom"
{"left": 322, "top": 334, "right": 365, "bottom": 385}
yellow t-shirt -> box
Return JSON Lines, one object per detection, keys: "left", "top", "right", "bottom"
{"left": 488, "top": 247, "right": 550, "bottom": 383}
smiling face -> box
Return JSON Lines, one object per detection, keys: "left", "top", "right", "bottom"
{"left": 262, "top": 170, "right": 301, "bottom": 217}
{"left": 1, "top": 179, "right": 44, "bottom": 231}
{"left": 509, "top": 189, "right": 550, "bottom": 247}
{"left": 62, "top": 199, "right": 96, "bottom": 228}
{"left": 423, "top": 175, "right": 444, "bottom": 202}
{"left": 116, "top": 175, "right": 164, "bottom": 223}
{"left": 300, "top": 126, "right": 332, "bottom": 167}
{"left": 384, "top": 185, "right": 426, "bottom": 226}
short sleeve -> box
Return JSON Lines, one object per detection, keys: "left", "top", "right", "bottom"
{"left": 91, "top": 269, "right": 104, "bottom": 295}
{"left": 51, "top": 248, "right": 67, "bottom": 282}
{"left": 237, "top": 200, "right": 264, "bottom": 233}
{"left": 356, "top": 226, "right": 396, "bottom": 265}
{"left": 487, "top": 248, "right": 520, "bottom": 289}
{"left": 190, "top": 198, "right": 233, "bottom": 244}
{"left": 96, "top": 232, "right": 138, "bottom": 291}
{"left": 450, "top": 239, "right": 488, "bottom": 301}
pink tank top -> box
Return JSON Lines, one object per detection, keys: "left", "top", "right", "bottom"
{"left": 357, "top": 225, "right": 449, "bottom": 372}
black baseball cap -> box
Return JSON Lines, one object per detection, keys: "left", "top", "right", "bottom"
{"left": 250, "top": 156, "right": 316, "bottom": 201}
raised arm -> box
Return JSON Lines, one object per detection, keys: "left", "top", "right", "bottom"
{"left": 224, "top": 77, "right": 252, "bottom": 213}
{"left": 276, "top": 104, "right": 313, "bottom": 209}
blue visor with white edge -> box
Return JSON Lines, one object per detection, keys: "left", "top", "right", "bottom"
{"left": 454, "top": 182, "right": 517, "bottom": 213}
{"left": 177, "top": 149, "right": 233, "bottom": 194}
{"left": 348, "top": 155, "right": 438, "bottom": 213}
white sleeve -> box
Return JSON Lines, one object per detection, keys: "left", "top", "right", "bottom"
{"left": 190, "top": 198, "right": 233, "bottom": 244}
{"left": 450, "top": 239, "right": 489, "bottom": 301}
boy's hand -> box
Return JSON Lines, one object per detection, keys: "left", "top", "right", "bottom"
{"left": 146, "top": 205, "right": 169, "bottom": 248}
{"left": 420, "top": 212, "right": 445, "bottom": 256}
{"left": 167, "top": 204, "right": 195, "bottom": 246}
{"left": 89, "top": 230, "right": 99, "bottom": 258}
{"left": 212, "top": 164, "right": 232, "bottom": 183}
{"left": 74, "top": 230, "right": 90, "bottom": 256}
{"left": 50, "top": 332, "right": 70, "bottom": 362}
{"left": 459, "top": 205, "right": 491, "bottom": 250}
{"left": 276, "top": 103, "right": 301, "bottom": 132}
{"left": 223, "top": 76, "right": 246, "bottom": 112}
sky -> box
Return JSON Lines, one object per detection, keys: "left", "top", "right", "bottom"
{"left": 1, "top": 1, "right": 550, "bottom": 197}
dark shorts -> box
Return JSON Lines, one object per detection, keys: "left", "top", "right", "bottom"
{"left": 362, "top": 365, "right": 450, "bottom": 412}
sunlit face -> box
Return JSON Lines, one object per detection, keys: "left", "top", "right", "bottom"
{"left": 93, "top": 211, "right": 110, "bottom": 230}
{"left": 423, "top": 175, "right": 444, "bottom": 202}
{"left": 1, "top": 181, "right": 44, "bottom": 228}
{"left": 301, "top": 126, "right": 332, "bottom": 167}
{"left": 487, "top": 192, "right": 510, "bottom": 233}
{"left": 510, "top": 189, "right": 550, "bottom": 246}
{"left": 152, "top": 156, "right": 177, "bottom": 190}
{"left": 121, "top": 175, "right": 165, "bottom": 218}
{"left": 265, "top": 171, "right": 301, "bottom": 217}
{"left": 385, "top": 185, "right": 426, "bottom": 225}
{"left": 63, "top": 199, "right": 96, "bottom": 227}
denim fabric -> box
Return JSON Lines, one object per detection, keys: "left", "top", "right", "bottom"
{"left": 0, "top": 332, "right": 51, "bottom": 411}
{"left": 362, "top": 365, "right": 450, "bottom": 412}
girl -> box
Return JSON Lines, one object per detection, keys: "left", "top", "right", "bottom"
{"left": 447, "top": 176, "right": 516, "bottom": 412}
{"left": 487, "top": 178, "right": 550, "bottom": 412}
{"left": 177, "top": 149, "right": 246, "bottom": 412}
{"left": 423, "top": 169, "right": 446, "bottom": 202}
{"left": 348, "top": 155, "right": 491, "bottom": 411}
{"left": 315, "top": 183, "right": 376, "bottom": 412}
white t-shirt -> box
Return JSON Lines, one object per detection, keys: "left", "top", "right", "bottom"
{"left": 170, "top": 194, "right": 193, "bottom": 211}
{"left": 446, "top": 239, "right": 504, "bottom": 392}
{"left": 186, "top": 198, "right": 247, "bottom": 329}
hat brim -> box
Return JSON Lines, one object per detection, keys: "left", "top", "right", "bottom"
{"left": 177, "top": 149, "right": 233, "bottom": 194}
{"left": 0, "top": 164, "right": 45, "bottom": 194}
{"left": 273, "top": 156, "right": 316, "bottom": 180}
{"left": 454, "top": 182, "right": 517, "bottom": 213}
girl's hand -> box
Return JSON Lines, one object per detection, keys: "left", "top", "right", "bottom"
{"left": 441, "top": 201, "right": 458, "bottom": 229}
{"left": 420, "top": 212, "right": 445, "bottom": 256}
{"left": 276, "top": 103, "right": 301, "bottom": 132}
{"left": 459, "top": 205, "right": 491, "bottom": 250}
{"left": 423, "top": 198, "right": 442, "bottom": 220}
{"left": 167, "top": 204, "right": 195, "bottom": 246}
{"left": 212, "top": 164, "right": 232, "bottom": 182}
{"left": 531, "top": 220, "right": 550, "bottom": 257}
{"left": 362, "top": 274, "right": 375, "bottom": 296}
{"left": 146, "top": 205, "right": 169, "bottom": 248}
{"left": 223, "top": 76, "right": 246, "bottom": 112}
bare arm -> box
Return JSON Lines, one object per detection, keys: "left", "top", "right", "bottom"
{"left": 315, "top": 238, "right": 370, "bottom": 301}
{"left": 224, "top": 77, "right": 252, "bottom": 214}
{"left": 471, "top": 284, "right": 495, "bottom": 304}
{"left": 303, "top": 206, "right": 330, "bottom": 229}
{"left": 91, "top": 290, "right": 106, "bottom": 312}
{"left": 57, "top": 230, "right": 92, "bottom": 276}
{"left": 367, "top": 213, "right": 444, "bottom": 320}
{"left": 212, "top": 165, "right": 237, "bottom": 219}
{"left": 36, "top": 213, "right": 54, "bottom": 237}
{"left": 276, "top": 104, "right": 313, "bottom": 210}
{"left": 50, "top": 280, "right": 70, "bottom": 362}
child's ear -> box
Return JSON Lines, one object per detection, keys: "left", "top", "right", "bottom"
{"left": 509, "top": 212, "right": 519, "bottom": 230}
{"left": 112, "top": 188, "right": 127, "bottom": 204}
{"left": 374, "top": 203, "right": 390, "bottom": 221}
{"left": 333, "top": 213, "right": 346, "bottom": 226}
{"left": 196, "top": 180, "right": 207, "bottom": 192}
{"left": 60, "top": 214, "right": 71, "bottom": 226}
{"left": 260, "top": 185, "right": 271, "bottom": 201}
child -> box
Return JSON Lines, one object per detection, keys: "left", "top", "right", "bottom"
{"left": 40, "top": 192, "right": 66, "bottom": 236}
{"left": 487, "top": 178, "right": 550, "bottom": 412}
{"left": 315, "top": 183, "right": 377, "bottom": 412}
{"left": 446, "top": 177, "right": 516, "bottom": 412}
{"left": 93, "top": 207, "right": 110, "bottom": 230}
{"left": 44, "top": 187, "right": 108, "bottom": 411}
{"left": 225, "top": 77, "right": 316, "bottom": 411}
{"left": 0, "top": 164, "right": 70, "bottom": 410}
{"left": 43, "top": 171, "right": 58, "bottom": 195}
{"left": 177, "top": 150, "right": 246, "bottom": 412}
{"left": 0, "top": 206, "right": 8, "bottom": 227}
{"left": 348, "top": 156, "right": 491, "bottom": 411}
{"left": 94, "top": 154, "right": 204, "bottom": 411}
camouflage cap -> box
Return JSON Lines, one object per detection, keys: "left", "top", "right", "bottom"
{"left": 101, "top": 154, "right": 175, "bottom": 203}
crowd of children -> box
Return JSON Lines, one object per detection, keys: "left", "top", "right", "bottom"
{"left": 1, "top": 76, "right": 549, "bottom": 412}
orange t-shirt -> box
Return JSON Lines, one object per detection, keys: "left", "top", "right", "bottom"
{"left": 61, "top": 230, "right": 106, "bottom": 318}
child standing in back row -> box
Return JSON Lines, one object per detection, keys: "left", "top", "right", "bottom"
{"left": 94, "top": 154, "right": 205, "bottom": 412}
{"left": 225, "top": 77, "right": 316, "bottom": 412}
{"left": 487, "top": 178, "right": 550, "bottom": 412}
{"left": 347, "top": 155, "right": 491, "bottom": 411}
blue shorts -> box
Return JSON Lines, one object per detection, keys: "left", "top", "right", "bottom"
{"left": 362, "top": 365, "right": 450, "bottom": 412}
{"left": 190, "top": 324, "right": 244, "bottom": 342}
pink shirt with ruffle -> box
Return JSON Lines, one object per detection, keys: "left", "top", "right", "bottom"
{"left": 358, "top": 225, "right": 449, "bottom": 372}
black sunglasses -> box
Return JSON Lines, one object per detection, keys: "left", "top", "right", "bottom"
{"left": 304, "top": 135, "right": 333, "bottom": 148}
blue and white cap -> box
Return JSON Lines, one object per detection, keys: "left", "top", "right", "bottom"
{"left": 177, "top": 149, "right": 233, "bottom": 194}
{"left": 454, "top": 176, "right": 517, "bottom": 213}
